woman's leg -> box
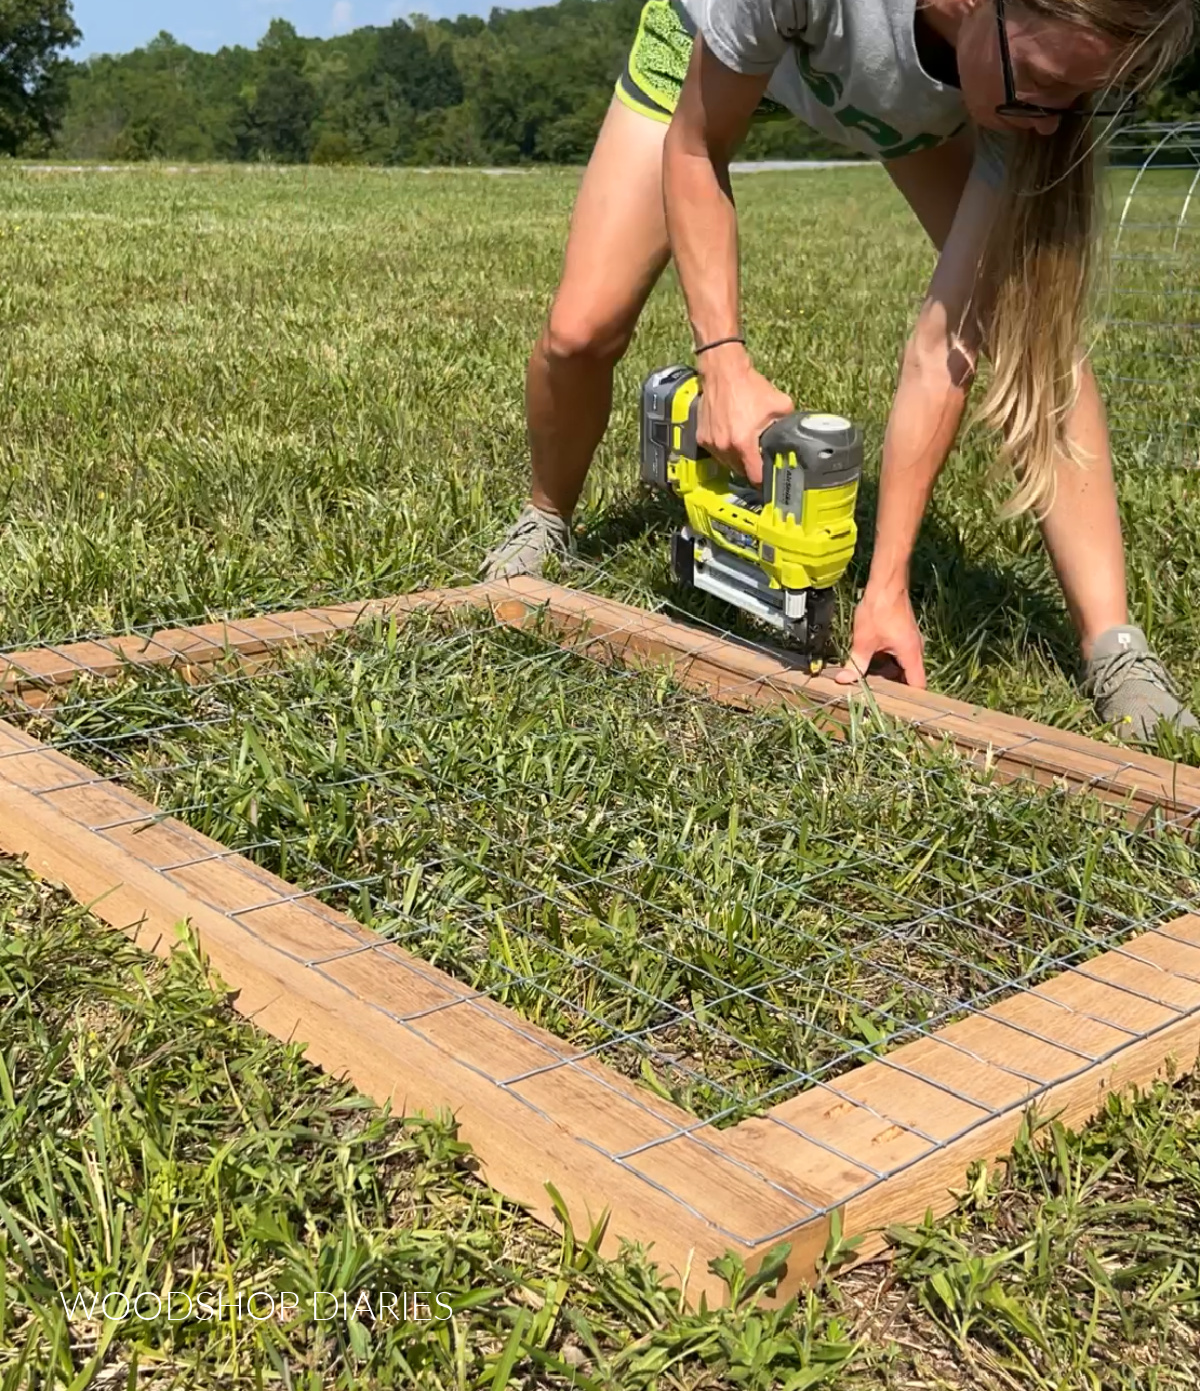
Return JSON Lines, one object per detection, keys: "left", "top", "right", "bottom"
{"left": 528, "top": 97, "right": 672, "bottom": 519}
{"left": 485, "top": 97, "right": 672, "bottom": 579}
{"left": 1034, "top": 360, "right": 1128, "bottom": 659}
{"left": 1047, "top": 364, "right": 1195, "bottom": 737}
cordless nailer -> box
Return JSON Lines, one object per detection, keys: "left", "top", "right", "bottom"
{"left": 639, "top": 364, "right": 863, "bottom": 673}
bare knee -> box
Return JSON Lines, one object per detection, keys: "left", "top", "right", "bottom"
{"left": 541, "top": 303, "right": 637, "bottom": 368}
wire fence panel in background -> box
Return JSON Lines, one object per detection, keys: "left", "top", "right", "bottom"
{"left": 1097, "top": 120, "right": 1200, "bottom": 469}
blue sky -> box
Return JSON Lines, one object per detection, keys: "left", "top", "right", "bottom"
{"left": 69, "top": 0, "right": 490, "bottom": 57}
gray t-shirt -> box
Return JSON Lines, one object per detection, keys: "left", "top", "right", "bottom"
{"left": 681, "top": 0, "right": 1010, "bottom": 184}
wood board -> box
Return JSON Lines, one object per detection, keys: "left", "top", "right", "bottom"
{"left": 0, "top": 585, "right": 498, "bottom": 709}
{"left": 4, "top": 578, "right": 1199, "bottom": 1310}
{"left": 7, "top": 575, "right": 1200, "bottom": 829}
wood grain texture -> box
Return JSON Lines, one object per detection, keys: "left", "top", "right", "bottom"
{"left": 0, "top": 584, "right": 502, "bottom": 707}
{"left": 743, "top": 914, "right": 1200, "bottom": 1269}
{"left": 5, "top": 579, "right": 1200, "bottom": 1308}
{"left": 8, "top": 577, "right": 1198, "bottom": 821}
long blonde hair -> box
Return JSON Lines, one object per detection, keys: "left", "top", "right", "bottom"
{"left": 971, "top": 0, "right": 1196, "bottom": 520}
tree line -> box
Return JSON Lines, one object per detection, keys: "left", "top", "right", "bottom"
{"left": 54, "top": 3, "right": 854, "bottom": 166}
{"left": 3, "top": 0, "right": 1199, "bottom": 166}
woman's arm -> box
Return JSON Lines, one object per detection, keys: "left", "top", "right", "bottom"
{"left": 662, "top": 36, "right": 796, "bottom": 484}
{"left": 836, "top": 166, "right": 1000, "bottom": 687}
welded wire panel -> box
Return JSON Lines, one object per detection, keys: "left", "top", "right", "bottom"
{"left": 12, "top": 604, "right": 1197, "bottom": 1138}
{"left": 1096, "top": 121, "right": 1200, "bottom": 468}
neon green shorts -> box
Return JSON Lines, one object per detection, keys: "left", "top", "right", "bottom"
{"left": 614, "top": 0, "right": 790, "bottom": 123}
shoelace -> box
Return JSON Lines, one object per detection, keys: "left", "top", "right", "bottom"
{"left": 1087, "top": 647, "right": 1182, "bottom": 703}
{"left": 494, "top": 509, "right": 568, "bottom": 557}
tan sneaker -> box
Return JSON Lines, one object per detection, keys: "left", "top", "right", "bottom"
{"left": 482, "top": 503, "right": 572, "bottom": 581}
{"left": 1082, "top": 626, "right": 1199, "bottom": 744}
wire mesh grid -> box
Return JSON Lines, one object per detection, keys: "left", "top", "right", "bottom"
{"left": 4, "top": 562, "right": 1198, "bottom": 1187}
{"left": 1096, "top": 120, "right": 1200, "bottom": 468}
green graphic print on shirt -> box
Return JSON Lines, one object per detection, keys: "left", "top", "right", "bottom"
{"left": 793, "top": 42, "right": 963, "bottom": 159}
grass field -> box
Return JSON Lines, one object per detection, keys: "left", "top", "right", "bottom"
{"left": 1, "top": 160, "right": 1198, "bottom": 733}
{"left": 3, "top": 158, "right": 1200, "bottom": 1388}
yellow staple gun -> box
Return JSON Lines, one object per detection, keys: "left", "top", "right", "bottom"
{"left": 640, "top": 364, "right": 862, "bottom": 672}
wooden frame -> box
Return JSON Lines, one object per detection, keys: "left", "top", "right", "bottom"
{"left": 4, "top": 577, "right": 1199, "bottom": 1310}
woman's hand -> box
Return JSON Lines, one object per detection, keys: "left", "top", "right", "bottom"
{"left": 696, "top": 346, "right": 794, "bottom": 485}
{"left": 835, "top": 584, "right": 927, "bottom": 687}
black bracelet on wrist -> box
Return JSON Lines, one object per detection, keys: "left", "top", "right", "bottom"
{"left": 694, "top": 335, "right": 746, "bottom": 357}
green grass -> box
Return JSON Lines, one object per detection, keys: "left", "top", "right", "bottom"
{"left": 2, "top": 158, "right": 1200, "bottom": 1387}
{"left": 0, "top": 162, "right": 1198, "bottom": 742}
{"left": 1, "top": 862, "right": 862, "bottom": 1389}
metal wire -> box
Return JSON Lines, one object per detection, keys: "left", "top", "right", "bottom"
{"left": 1096, "top": 120, "right": 1200, "bottom": 468}
{"left": 6, "top": 556, "right": 1200, "bottom": 1246}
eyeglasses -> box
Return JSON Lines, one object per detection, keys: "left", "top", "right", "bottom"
{"left": 993, "top": 0, "right": 1137, "bottom": 121}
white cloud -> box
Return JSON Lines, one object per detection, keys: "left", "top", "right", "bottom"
{"left": 384, "top": 0, "right": 467, "bottom": 19}
{"left": 331, "top": 0, "right": 354, "bottom": 31}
